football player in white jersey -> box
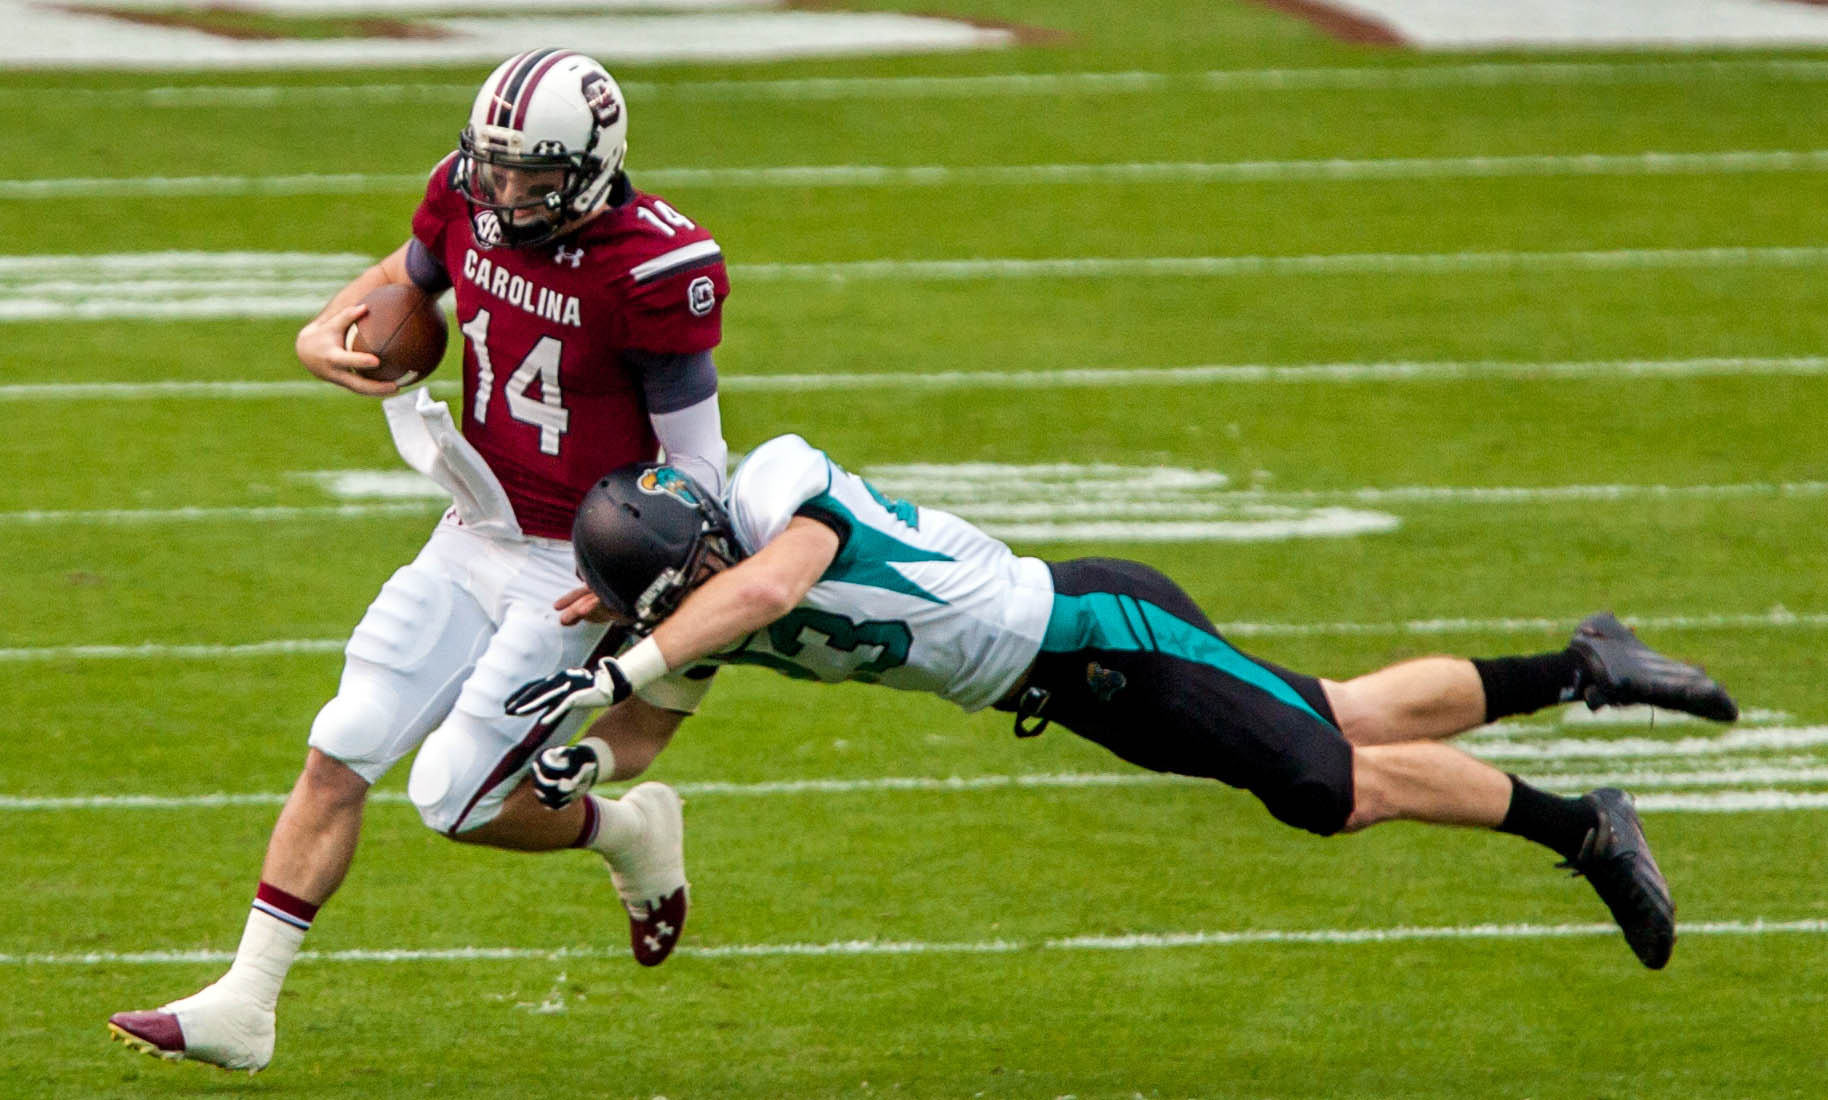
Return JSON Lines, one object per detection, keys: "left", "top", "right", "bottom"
{"left": 509, "top": 434, "right": 1740, "bottom": 973}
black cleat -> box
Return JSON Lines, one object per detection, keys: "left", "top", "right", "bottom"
{"left": 1561, "top": 788, "right": 1675, "bottom": 969}
{"left": 1569, "top": 612, "right": 1739, "bottom": 722}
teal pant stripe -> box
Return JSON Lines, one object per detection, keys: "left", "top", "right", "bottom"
{"left": 1041, "top": 592, "right": 1325, "bottom": 723}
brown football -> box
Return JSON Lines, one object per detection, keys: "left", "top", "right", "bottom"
{"left": 346, "top": 284, "right": 448, "bottom": 386}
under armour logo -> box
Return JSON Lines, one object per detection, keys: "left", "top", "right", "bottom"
{"left": 653, "top": 920, "right": 676, "bottom": 939}
{"left": 554, "top": 245, "right": 586, "bottom": 268}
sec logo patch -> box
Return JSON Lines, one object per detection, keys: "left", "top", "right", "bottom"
{"left": 687, "top": 275, "right": 716, "bottom": 317}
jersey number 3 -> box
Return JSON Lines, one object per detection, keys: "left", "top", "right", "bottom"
{"left": 459, "top": 307, "right": 569, "bottom": 455}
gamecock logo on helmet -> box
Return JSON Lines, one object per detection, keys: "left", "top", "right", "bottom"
{"left": 581, "top": 74, "right": 622, "bottom": 129}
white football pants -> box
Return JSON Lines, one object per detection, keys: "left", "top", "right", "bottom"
{"left": 307, "top": 516, "right": 608, "bottom": 833}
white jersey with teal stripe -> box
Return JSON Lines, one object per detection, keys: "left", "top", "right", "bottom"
{"left": 714, "top": 434, "right": 1054, "bottom": 711}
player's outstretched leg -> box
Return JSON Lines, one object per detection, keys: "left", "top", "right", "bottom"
{"left": 604, "top": 782, "right": 688, "bottom": 966}
{"left": 1569, "top": 612, "right": 1738, "bottom": 721}
{"left": 107, "top": 984, "right": 275, "bottom": 1074}
{"left": 1560, "top": 787, "right": 1675, "bottom": 969}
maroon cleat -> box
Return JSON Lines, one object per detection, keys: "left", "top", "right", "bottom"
{"left": 107, "top": 1010, "right": 186, "bottom": 1062}
{"left": 627, "top": 884, "right": 688, "bottom": 967}
{"left": 105, "top": 986, "right": 272, "bottom": 1071}
{"left": 606, "top": 783, "right": 689, "bottom": 966}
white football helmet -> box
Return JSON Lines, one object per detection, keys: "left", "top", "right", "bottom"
{"left": 457, "top": 48, "right": 629, "bottom": 249}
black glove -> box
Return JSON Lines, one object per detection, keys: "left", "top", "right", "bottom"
{"left": 504, "top": 657, "right": 633, "bottom": 729}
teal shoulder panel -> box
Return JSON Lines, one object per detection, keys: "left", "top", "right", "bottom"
{"left": 807, "top": 491, "right": 954, "bottom": 605}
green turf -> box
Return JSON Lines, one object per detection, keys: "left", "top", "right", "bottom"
{"left": 4, "top": 1, "right": 1828, "bottom": 1096}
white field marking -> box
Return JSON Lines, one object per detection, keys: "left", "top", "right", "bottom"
{"left": 6, "top": 768, "right": 1825, "bottom": 814}
{"left": 1328, "top": 0, "right": 1828, "bottom": 50}
{"left": 17, "top": 150, "right": 1828, "bottom": 200}
{"left": 1543, "top": 704, "right": 1793, "bottom": 728}
{"left": 0, "top": 503, "right": 437, "bottom": 525}
{"left": 735, "top": 247, "right": 1828, "bottom": 282}
{"left": 0, "top": 251, "right": 368, "bottom": 321}
{"left": 0, "top": 5, "right": 1011, "bottom": 70}
{"left": 1213, "top": 609, "right": 1828, "bottom": 638}
{"left": 16, "top": 249, "right": 1828, "bottom": 322}
{"left": 19, "top": 60, "right": 1828, "bottom": 108}
{"left": 1469, "top": 727, "right": 1828, "bottom": 761}
{"left": 295, "top": 470, "right": 444, "bottom": 500}
{"left": 7, "top": 612, "right": 1827, "bottom": 664}
{"left": 1529, "top": 766, "right": 1828, "bottom": 789}
{"left": 1465, "top": 706, "right": 1795, "bottom": 739}
{"left": 0, "top": 639, "right": 346, "bottom": 662}
{"left": 5, "top": 918, "right": 1825, "bottom": 967}
{"left": 29, "top": 462, "right": 1405, "bottom": 543}
{"left": 0, "top": 501, "right": 1401, "bottom": 542}
{"left": 12, "top": 356, "right": 1828, "bottom": 402}
{"left": 1635, "top": 790, "right": 1828, "bottom": 812}
{"left": 974, "top": 513, "right": 1399, "bottom": 542}
{"left": 717, "top": 356, "right": 1828, "bottom": 390}
{"left": 0, "top": 775, "right": 1192, "bottom": 811}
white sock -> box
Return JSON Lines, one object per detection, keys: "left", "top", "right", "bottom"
{"left": 215, "top": 909, "right": 306, "bottom": 1013}
{"left": 584, "top": 793, "right": 644, "bottom": 860}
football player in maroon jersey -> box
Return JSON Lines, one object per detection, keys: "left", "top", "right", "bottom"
{"left": 109, "top": 49, "right": 721, "bottom": 1072}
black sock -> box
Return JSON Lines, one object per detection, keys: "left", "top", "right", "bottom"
{"left": 1495, "top": 775, "right": 1598, "bottom": 860}
{"left": 1471, "top": 650, "right": 1583, "bottom": 722}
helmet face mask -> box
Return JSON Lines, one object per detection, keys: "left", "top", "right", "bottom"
{"left": 574, "top": 464, "right": 742, "bottom": 636}
{"left": 457, "top": 49, "right": 628, "bottom": 250}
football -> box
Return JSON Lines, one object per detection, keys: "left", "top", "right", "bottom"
{"left": 346, "top": 283, "right": 448, "bottom": 386}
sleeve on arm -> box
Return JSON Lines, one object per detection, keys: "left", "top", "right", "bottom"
{"left": 408, "top": 153, "right": 463, "bottom": 277}
{"left": 631, "top": 348, "right": 727, "bottom": 495}
{"left": 726, "top": 435, "right": 835, "bottom": 554}
{"left": 627, "top": 347, "right": 719, "bottom": 415}
{"left": 622, "top": 253, "right": 728, "bottom": 354}
{"left": 405, "top": 238, "right": 453, "bottom": 295}
{"left": 650, "top": 393, "right": 728, "bottom": 497}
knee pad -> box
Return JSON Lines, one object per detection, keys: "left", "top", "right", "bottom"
{"left": 407, "top": 712, "right": 503, "bottom": 836}
{"left": 306, "top": 689, "right": 399, "bottom": 785}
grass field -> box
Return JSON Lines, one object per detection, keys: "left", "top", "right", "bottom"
{"left": 4, "top": 2, "right": 1828, "bottom": 1097}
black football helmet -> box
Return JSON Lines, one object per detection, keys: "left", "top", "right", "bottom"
{"left": 572, "top": 462, "right": 742, "bottom": 633}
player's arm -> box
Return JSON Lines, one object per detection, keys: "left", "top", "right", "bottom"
{"left": 295, "top": 240, "right": 446, "bottom": 396}
{"left": 649, "top": 514, "right": 836, "bottom": 668}
{"left": 519, "top": 693, "right": 687, "bottom": 808}
{"left": 633, "top": 347, "right": 729, "bottom": 496}
{"left": 510, "top": 516, "right": 838, "bottom": 727}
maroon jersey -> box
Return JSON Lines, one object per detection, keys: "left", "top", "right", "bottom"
{"left": 411, "top": 153, "right": 729, "bottom": 539}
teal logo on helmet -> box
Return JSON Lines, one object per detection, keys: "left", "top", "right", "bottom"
{"left": 636, "top": 466, "right": 702, "bottom": 506}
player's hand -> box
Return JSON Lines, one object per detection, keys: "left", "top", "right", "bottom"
{"left": 505, "top": 658, "right": 633, "bottom": 728}
{"left": 295, "top": 302, "right": 400, "bottom": 397}
{"left": 554, "top": 584, "right": 613, "bottom": 626}
{"left": 529, "top": 737, "right": 608, "bottom": 809}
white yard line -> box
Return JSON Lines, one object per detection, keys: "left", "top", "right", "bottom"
{"left": 7, "top": 612, "right": 1825, "bottom": 663}
{"left": 0, "top": 503, "right": 436, "bottom": 524}
{"left": 14, "top": 150, "right": 1828, "bottom": 198}
{"left": 733, "top": 247, "right": 1828, "bottom": 282}
{"left": 4, "top": 918, "right": 1823, "bottom": 966}
{"left": 4, "top": 767, "right": 1824, "bottom": 813}
{"left": 9, "top": 481, "right": 1828, "bottom": 531}
{"left": 9, "top": 249, "right": 1828, "bottom": 322}
{"left": 9, "top": 356, "right": 1828, "bottom": 402}
{"left": 15, "top": 60, "right": 1828, "bottom": 108}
